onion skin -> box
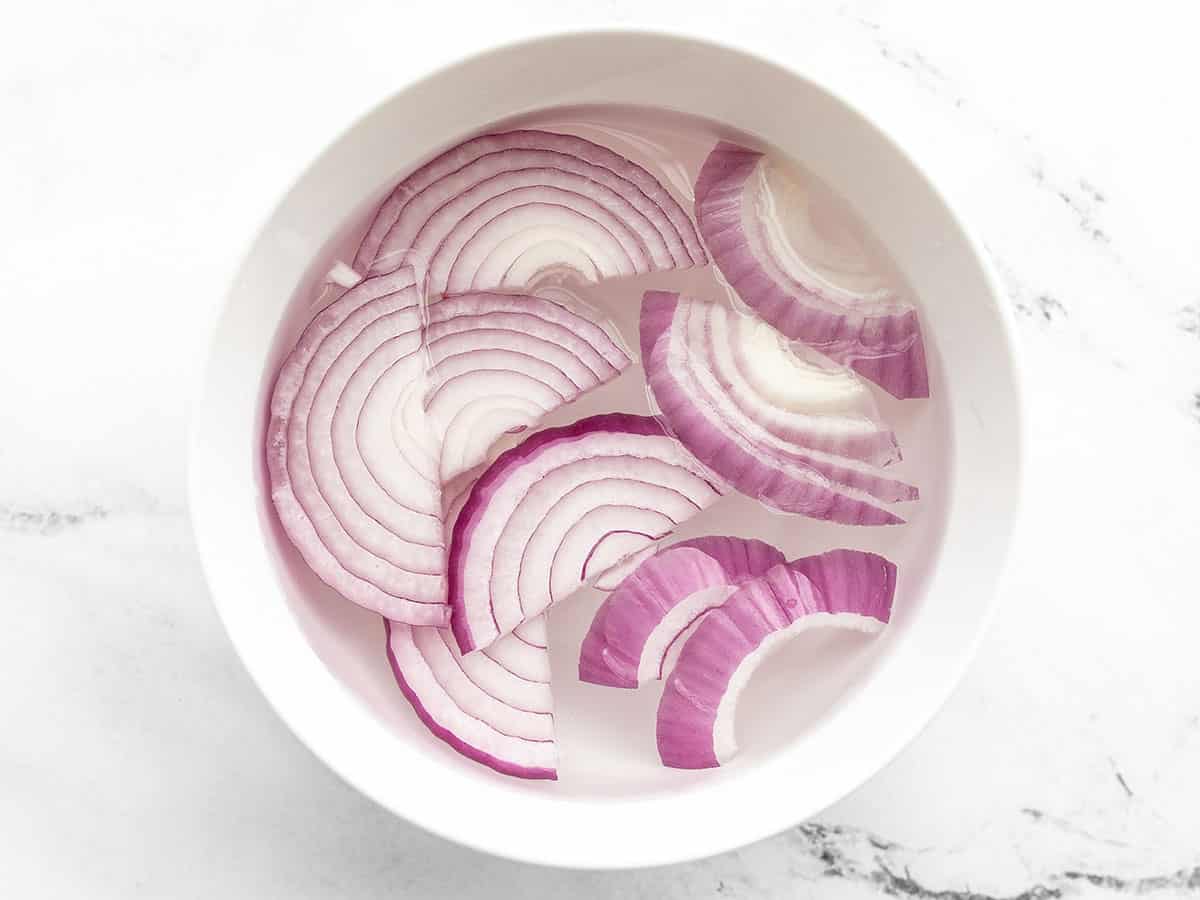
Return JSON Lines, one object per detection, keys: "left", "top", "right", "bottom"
{"left": 657, "top": 549, "right": 896, "bottom": 769}
{"left": 385, "top": 618, "right": 556, "bottom": 780}
{"left": 354, "top": 130, "right": 707, "bottom": 295}
{"left": 578, "top": 536, "right": 785, "bottom": 688}
{"left": 449, "top": 413, "right": 725, "bottom": 653}
{"left": 695, "top": 142, "right": 929, "bottom": 399}
{"left": 641, "top": 290, "right": 917, "bottom": 525}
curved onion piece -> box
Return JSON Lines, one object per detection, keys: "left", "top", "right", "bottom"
{"left": 642, "top": 291, "right": 917, "bottom": 525}
{"left": 449, "top": 413, "right": 725, "bottom": 653}
{"left": 267, "top": 269, "right": 450, "bottom": 625}
{"left": 385, "top": 617, "right": 556, "bottom": 779}
{"left": 353, "top": 130, "right": 707, "bottom": 294}
{"left": 695, "top": 142, "right": 928, "bottom": 399}
{"left": 578, "top": 536, "right": 785, "bottom": 688}
{"left": 657, "top": 549, "right": 896, "bottom": 768}
{"left": 425, "top": 292, "right": 631, "bottom": 482}
{"left": 268, "top": 275, "right": 629, "bottom": 624}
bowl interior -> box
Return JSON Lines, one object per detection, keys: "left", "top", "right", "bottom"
{"left": 191, "top": 31, "right": 1020, "bottom": 868}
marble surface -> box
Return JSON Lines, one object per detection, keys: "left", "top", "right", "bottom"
{"left": 2, "top": 1, "right": 1199, "bottom": 896}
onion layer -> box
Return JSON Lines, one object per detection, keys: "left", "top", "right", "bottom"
{"left": 578, "top": 536, "right": 785, "bottom": 688}
{"left": 354, "top": 130, "right": 707, "bottom": 296}
{"left": 657, "top": 549, "right": 896, "bottom": 768}
{"left": 424, "top": 292, "right": 631, "bottom": 482}
{"left": 641, "top": 290, "right": 917, "bottom": 525}
{"left": 694, "top": 142, "right": 929, "bottom": 399}
{"left": 449, "top": 413, "right": 725, "bottom": 653}
{"left": 268, "top": 269, "right": 448, "bottom": 624}
{"left": 385, "top": 616, "right": 556, "bottom": 779}
{"left": 268, "top": 272, "right": 629, "bottom": 624}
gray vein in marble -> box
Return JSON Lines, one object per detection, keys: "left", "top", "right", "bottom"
{"left": 1108, "top": 758, "right": 1135, "bottom": 799}
{"left": 853, "top": 13, "right": 1117, "bottom": 255}
{"left": 1029, "top": 293, "right": 1068, "bottom": 323}
{"left": 0, "top": 490, "right": 182, "bottom": 537}
{"left": 1180, "top": 304, "right": 1199, "bottom": 338}
{"left": 848, "top": 1, "right": 967, "bottom": 113}
{"left": 1020, "top": 808, "right": 1130, "bottom": 850}
{"left": 875, "top": 41, "right": 967, "bottom": 110}
{"left": 989, "top": 222, "right": 1196, "bottom": 420}
{"left": 1062, "top": 869, "right": 1200, "bottom": 895}
{"left": 790, "top": 823, "right": 1058, "bottom": 899}
{"left": 1027, "top": 164, "right": 1112, "bottom": 246}
{"left": 985, "top": 250, "right": 1068, "bottom": 323}
{"left": 789, "top": 822, "right": 1200, "bottom": 898}
{"left": 0, "top": 503, "right": 110, "bottom": 535}
{"left": 846, "top": 10, "right": 968, "bottom": 110}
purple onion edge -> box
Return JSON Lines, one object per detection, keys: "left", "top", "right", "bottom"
{"left": 384, "top": 620, "right": 557, "bottom": 780}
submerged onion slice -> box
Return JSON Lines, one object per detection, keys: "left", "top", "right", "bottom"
{"left": 449, "top": 413, "right": 725, "bottom": 653}
{"left": 382, "top": 481, "right": 557, "bottom": 780}
{"left": 353, "top": 130, "right": 706, "bottom": 295}
{"left": 385, "top": 616, "right": 556, "bottom": 779}
{"left": 695, "top": 142, "right": 928, "bottom": 399}
{"left": 267, "top": 268, "right": 449, "bottom": 625}
{"left": 268, "top": 273, "right": 630, "bottom": 624}
{"left": 657, "top": 549, "right": 896, "bottom": 768}
{"left": 424, "top": 292, "right": 631, "bottom": 483}
{"left": 642, "top": 290, "right": 918, "bottom": 525}
{"left": 578, "top": 536, "right": 785, "bottom": 688}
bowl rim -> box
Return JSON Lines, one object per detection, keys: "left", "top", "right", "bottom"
{"left": 188, "top": 26, "right": 1025, "bottom": 869}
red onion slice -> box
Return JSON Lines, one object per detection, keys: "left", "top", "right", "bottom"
{"left": 657, "top": 549, "right": 896, "bottom": 768}
{"left": 437, "top": 193, "right": 646, "bottom": 291}
{"left": 385, "top": 472, "right": 558, "bottom": 780}
{"left": 385, "top": 616, "right": 556, "bottom": 779}
{"left": 269, "top": 275, "right": 630, "bottom": 624}
{"left": 268, "top": 269, "right": 450, "bottom": 624}
{"left": 354, "top": 131, "right": 706, "bottom": 294}
{"left": 695, "top": 142, "right": 928, "bottom": 399}
{"left": 579, "top": 536, "right": 785, "bottom": 688}
{"left": 424, "top": 292, "right": 631, "bottom": 482}
{"left": 449, "top": 413, "right": 725, "bottom": 653}
{"left": 641, "top": 290, "right": 917, "bottom": 525}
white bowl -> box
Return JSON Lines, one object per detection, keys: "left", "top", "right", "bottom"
{"left": 190, "top": 30, "right": 1022, "bottom": 869}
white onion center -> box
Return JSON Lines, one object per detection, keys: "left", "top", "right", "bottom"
{"left": 747, "top": 159, "right": 892, "bottom": 302}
